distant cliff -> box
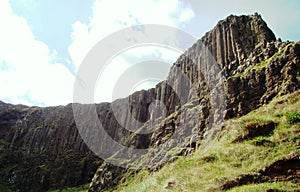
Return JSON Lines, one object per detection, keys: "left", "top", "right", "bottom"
{"left": 0, "top": 14, "right": 299, "bottom": 192}
{"left": 0, "top": 102, "right": 100, "bottom": 191}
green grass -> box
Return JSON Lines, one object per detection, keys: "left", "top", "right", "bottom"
{"left": 286, "top": 111, "right": 300, "bottom": 124}
{"left": 49, "top": 183, "right": 89, "bottom": 192}
{"left": 0, "top": 186, "right": 13, "bottom": 192}
{"left": 110, "top": 90, "right": 300, "bottom": 192}
{"left": 0, "top": 139, "right": 10, "bottom": 146}
{"left": 249, "top": 136, "right": 274, "bottom": 147}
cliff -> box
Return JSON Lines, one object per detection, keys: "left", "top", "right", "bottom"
{"left": 0, "top": 103, "right": 100, "bottom": 191}
{"left": 89, "top": 13, "right": 300, "bottom": 191}
{"left": 0, "top": 13, "right": 299, "bottom": 192}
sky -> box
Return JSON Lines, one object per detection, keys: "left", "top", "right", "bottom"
{"left": 0, "top": 0, "right": 299, "bottom": 106}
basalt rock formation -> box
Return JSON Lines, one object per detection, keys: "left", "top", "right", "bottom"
{"left": 89, "top": 13, "right": 300, "bottom": 191}
{"left": 0, "top": 13, "right": 299, "bottom": 192}
{"left": 0, "top": 102, "right": 101, "bottom": 191}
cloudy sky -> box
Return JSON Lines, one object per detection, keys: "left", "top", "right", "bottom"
{"left": 0, "top": 0, "right": 299, "bottom": 106}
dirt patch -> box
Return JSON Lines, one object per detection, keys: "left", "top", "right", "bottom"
{"left": 260, "top": 157, "right": 300, "bottom": 182}
{"left": 234, "top": 121, "right": 278, "bottom": 142}
{"left": 220, "top": 157, "right": 300, "bottom": 190}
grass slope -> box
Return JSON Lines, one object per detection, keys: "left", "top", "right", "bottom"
{"left": 49, "top": 184, "right": 89, "bottom": 192}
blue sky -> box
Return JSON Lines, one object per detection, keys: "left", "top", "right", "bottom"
{"left": 0, "top": 0, "right": 300, "bottom": 106}
{"left": 9, "top": 0, "right": 94, "bottom": 74}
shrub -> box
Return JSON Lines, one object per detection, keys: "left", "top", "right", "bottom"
{"left": 286, "top": 111, "right": 300, "bottom": 124}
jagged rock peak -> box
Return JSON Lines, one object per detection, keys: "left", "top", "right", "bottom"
{"left": 215, "top": 13, "right": 275, "bottom": 41}
{"left": 202, "top": 13, "right": 276, "bottom": 46}
{"left": 198, "top": 13, "right": 276, "bottom": 76}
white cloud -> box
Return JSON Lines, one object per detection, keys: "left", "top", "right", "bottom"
{"left": 179, "top": 7, "right": 195, "bottom": 23}
{"left": 69, "top": 0, "right": 195, "bottom": 70}
{"left": 94, "top": 46, "right": 181, "bottom": 102}
{"left": 69, "top": 0, "right": 195, "bottom": 102}
{"left": 0, "top": 0, "right": 74, "bottom": 106}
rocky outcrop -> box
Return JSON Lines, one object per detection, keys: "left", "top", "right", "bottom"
{"left": 200, "top": 13, "right": 276, "bottom": 77}
{"left": 0, "top": 13, "right": 299, "bottom": 192}
{"left": 225, "top": 42, "right": 300, "bottom": 118}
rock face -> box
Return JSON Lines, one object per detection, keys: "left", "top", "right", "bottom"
{"left": 0, "top": 103, "right": 101, "bottom": 191}
{"left": 0, "top": 13, "right": 299, "bottom": 192}
{"left": 225, "top": 42, "right": 300, "bottom": 118}
{"left": 200, "top": 13, "right": 276, "bottom": 77}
